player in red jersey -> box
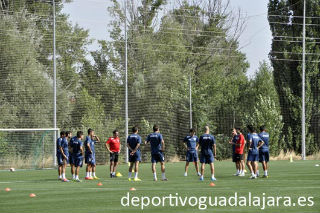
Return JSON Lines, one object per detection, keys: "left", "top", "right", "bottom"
{"left": 232, "top": 128, "right": 246, "bottom": 176}
{"left": 106, "top": 130, "right": 121, "bottom": 178}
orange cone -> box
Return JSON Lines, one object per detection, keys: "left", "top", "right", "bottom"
{"left": 129, "top": 187, "right": 136, "bottom": 191}
{"left": 29, "top": 193, "right": 36, "bottom": 198}
{"left": 97, "top": 182, "right": 103, "bottom": 186}
{"left": 209, "top": 182, "right": 215, "bottom": 187}
{"left": 5, "top": 188, "right": 11, "bottom": 192}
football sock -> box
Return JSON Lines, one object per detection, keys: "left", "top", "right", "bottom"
{"left": 112, "top": 172, "right": 115, "bottom": 176}
{"left": 72, "top": 174, "right": 75, "bottom": 179}
{"left": 92, "top": 172, "right": 95, "bottom": 177}
{"left": 86, "top": 172, "right": 89, "bottom": 177}
{"left": 264, "top": 170, "right": 268, "bottom": 176}
{"left": 153, "top": 172, "right": 157, "bottom": 179}
{"left": 76, "top": 175, "right": 79, "bottom": 180}
{"left": 134, "top": 172, "right": 138, "bottom": 179}
{"left": 128, "top": 172, "right": 132, "bottom": 178}
{"left": 62, "top": 173, "right": 65, "bottom": 179}
{"left": 211, "top": 174, "right": 215, "bottom": 179}
{"left": 162, "top": 172, "right": 166, "bottom": 179}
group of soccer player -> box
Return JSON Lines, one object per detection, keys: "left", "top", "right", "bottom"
{"left": 229, "top": 125, "right": 270, "bottom": 179}
{"left": 56, "top": 123, "right": 269, "bottom": 182}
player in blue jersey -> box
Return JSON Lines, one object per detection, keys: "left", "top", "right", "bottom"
{"left": 84, "top": 128, "right": 100, "bottom": 180}
{"left": 60, "top": 131, "right": 70, "bottom": 182}
{"left": 246, "top": 125, "right": 264, "bottom": 179}
{"left": 199, "top": 126, "right": 217, "bottom": 181}
{"left": 258, "top": 125, "right": 270, "bottom": 178}
{"left": 71, "top": 131, "right": 84, "bottom": 182}
{"left": 127, "top": 126, "right": 142, "bottom": 181}
{"left": 145, "top": 125, "right": 167, "bottom": 181}
{"left": 183, "top": 128, "right": 201, "bottom": 177}
{"left": 229, "top": 128, "right": 239, "bottom": 175}
{"left": 66, "top": 131, "right": 75, "bottom": 180}
{"left": 56, "top": 131, "right": 66, "bottom": 180}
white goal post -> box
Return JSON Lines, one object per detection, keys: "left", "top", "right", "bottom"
{"left": 0, "top": 128, "right": 59, "bottom": 169}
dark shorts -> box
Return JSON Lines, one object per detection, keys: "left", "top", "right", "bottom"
{"left": 129, "top": 151, "right": 141, "bottom": 162}
{"left": 73, "top": 156, "right": 83, "bottom": 167}
{"left": 85, "top": 153, "right": 96, "bottom": 165}
{"left": 234, "top": 153, "right": 243, "bottom": 161}
{"left": 69, "top": 154, "right": 74, "bottom": 165}
{"left": 247, "top": 151, "right": 259, "bottom": 162}
{"left": 151, "top": 152, "right": 165, "bottom": 163}
{"left": 259, "top": 150, "right": 269, "bottom": 162}
{"left": 110, "top": 152, "right": 119, "bottom": 162}
{"left": 57, "top": 153, "right": 68, "bottom": 165}
{"left": 232, "top": 153, "right": 236, "bottom": 162}
{"left": 186, "top": 151, "right": 198, "bottom": 162}
{"left": 200, "top": 153, "right": 214, "bottom": 164}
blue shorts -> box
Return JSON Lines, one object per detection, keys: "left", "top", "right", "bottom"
{"left": 73, "top": 156, "right": 83, "bottom": 167}
{"left": 69, "top": 154, "right": 74, "bottom": 165}
{"left": 85, "top": 153, "right": 96, "bottom": 165}
{"left": 151, "top": 152, "right": 165, "bottom": 163}
{"left": 247, "top": 151, "right": 259, "bottom": 162}
{"left": 259, "top": 150, "right": 269, "bottom": 162}
{"left": 57, "top": 153, "right": 68, "bottom": 165}
{"left": 200, "top": 153, "right": 214, "bottom": 164}
{"left": 129, "top": 151, "right": 141, "bottom": 162}
{"left": 186, "top": 151, "right": 198, "bottom": 162}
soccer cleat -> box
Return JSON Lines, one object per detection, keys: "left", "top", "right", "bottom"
{"left": 154, "top": 178, "right": 158, "bottom": 181}
{"left": 161, "top": 178, "right": 168, "bottom": 181}
{"left": 75, "top": 179, "right": 82, "bottom": 182}
{"left": 61, "top": 178, "right": 70, "bottom": 182}
{"left": 262, "top": 175, "right": 269, "bottom": 178}
{"left": 128, "top": 178, "right": 132, "bottom": 181}
{"left": 199, "top": 176, "right": 204, "bottom": 181}
{"left": 250, "top": 175, "right": 257, "bottom": 179}
{"left": 93, "top": 176, "right": 100, "bottom": 180}
{"left": 211, "top": 177, "right": 216, "bottom": 181}
{"left": 197, "top": 172, "right": 201, "bottom": 176}
{"left": 85, "top": 177, "right": 93, "bottom": 180}
{"left": 110, "top": 174, "right": 113, "bottom": 178}
{"left": 133, "top": 178, "right": 141, "bottom": 181}
{"left": 184, "top": 173, "right": 187, "bottom": 177}
{"left": 239, "top": 173, "right": 245, "bottom": 177}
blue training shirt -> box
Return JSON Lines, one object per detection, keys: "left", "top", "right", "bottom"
{"left": 72, "top": 138, "right": 83, "bottom": 157}
{"left": 258, "top": 131, "right": 269, "bottom": 151}
{"left": 231, "top": 134, "right": 239, "bottom": 153}
{"left": 84, "top": 136, "right": 96, "bottom": 154}
{"left": 127, "top": 134, "right": 142, "bottom": 151}
{"left": 199, "top": 134, "right": 215, "bottom": 154}
{"left": 183, "top": 135, "right": 199, "bottom": 153}
{"left": 56, "top": 137, "right": 63, "bottom": 154}
{"left": 61, "top": 137, "right": 69, "bottom": 156}
{"left": 249, "top": 133, "right": 262, "bottom": 151}
{"left": 146, "top": 132, "right": 163, "bottom": 154}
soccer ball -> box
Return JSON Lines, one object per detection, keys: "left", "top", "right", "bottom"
{"left": 9, "top": 168, "right": 15, "bottom": 172}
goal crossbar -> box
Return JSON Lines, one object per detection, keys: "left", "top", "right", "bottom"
{"left": 0, "top": 128, "right": 59, "bottom": 132}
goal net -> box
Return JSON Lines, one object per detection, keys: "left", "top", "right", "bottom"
{"left": 0, "top": 128, "right": 59, "bottom": 170}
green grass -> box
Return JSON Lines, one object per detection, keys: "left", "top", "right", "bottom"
{"left": 0, "top": 160, "right": 319, "bottom": 213}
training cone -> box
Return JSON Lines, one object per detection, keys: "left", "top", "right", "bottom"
{"left": 5, "top": 187, "right": 11, "bottom": 192}
{"left": 29, "top": 193, "right": 36, "bottom": 198}
{"left": 290, "top": 154, "right": 293, "bottom": 163}
{"left": 129, "top": 187, "right": 136, "bottom": 191}
{"left": 97, "top": 182, "right": 103, "bottom": 186}
{"left": 116, "top": 172, "right": 122, "bottom": 177}
{"left": 209, "top": 182, "right": 215, "bottom": 187}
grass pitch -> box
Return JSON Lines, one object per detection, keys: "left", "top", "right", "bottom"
{"left": 0, "top": 160, "right": 319, "bottom": 213}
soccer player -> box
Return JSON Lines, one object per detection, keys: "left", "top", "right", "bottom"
{"left": 84, "top": 128, "right": 100, "bottom": 180}
{"left": 72, "top": 131, "right": 84, "bottom": 182}
{"left": 106, "top": 129, "right": 121, "bottom": 178}
{"left": 60, "top": 131, "right": 70, "bottom": 182}
{"left": 234, "top": 128, "right": 246, "bottom": 176}
{"left": 258, "top": 125, "right": 270, "bottom": 178}
{"left": 199, "top": 126, "right": 216, "bottom": 181}
{"left": 229, "top": 128, "right": 239, "bottom": 175}
{"left": 67, "top": 131, "right": 76, "bottom": 179}
{"left": 246, "top": 125, "right": 263, "bottom": 179}
{"left": 127, "top": 126, "right": 142, "bottom": 181}
{"left": 183, "top": 128, "right": 201, "bottom": 177}
{"left": 145, "top": 125, "right": 167, "bottom": 181}
{"left": 56, "top": 131, "right": 66, "bottom": 180}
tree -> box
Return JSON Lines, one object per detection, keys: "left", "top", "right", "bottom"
{"left": 268, "top": 0, "right": 320, "bottom": 154}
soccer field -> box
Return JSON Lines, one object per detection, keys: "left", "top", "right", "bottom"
{"left": 0, "top": 160, "right": 319, "bottom": 213}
